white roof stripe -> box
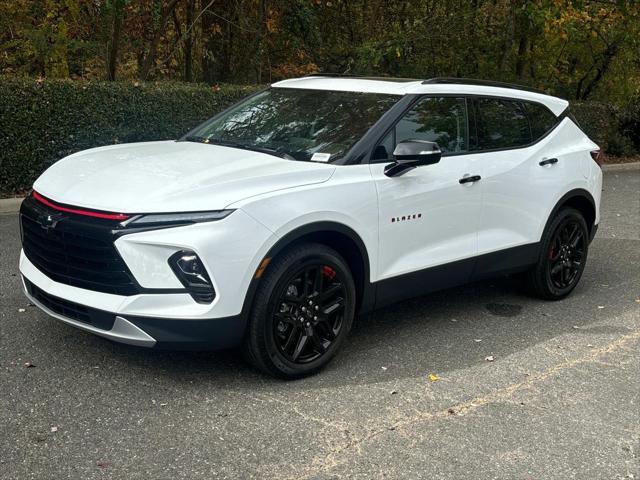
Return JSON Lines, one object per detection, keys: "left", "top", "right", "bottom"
{"left": 272, "top": 76, "right": 569, "bottom": 116}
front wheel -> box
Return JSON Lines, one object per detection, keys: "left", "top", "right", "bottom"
{"left": 526, "top": 207, "right": 589, "bottom": 300}
{"left": 243, "top": 243, "right": 356, "bottom": 379}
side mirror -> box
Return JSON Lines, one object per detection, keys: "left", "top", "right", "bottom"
{"left": 384, "top": 140, "right": 442, "bottom": 177}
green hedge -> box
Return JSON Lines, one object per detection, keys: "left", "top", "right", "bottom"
{"left": 0, "top": 77, "right": 259, "bottom": 196}
{"left": 0, "top": 77, "right": 637, "bottom": 196}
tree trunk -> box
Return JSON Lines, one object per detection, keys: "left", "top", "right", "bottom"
{"left": 579, "top": 44, "right": 619, "bottom": 100}
{"left": 140, "top": 0, "right": 182, "bottom": 80}
{"left": 514, "top": 35, "right": 527, "bottom": 79}
{"left": 185, "top": 0, "right": 195, "bottom": 81}
{"left": 106, "top": 1, "right": 124, "bottom": 81}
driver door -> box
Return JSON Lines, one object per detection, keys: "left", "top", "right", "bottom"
{"left": 370, "top": 96, "right": 483, "bottom": 304}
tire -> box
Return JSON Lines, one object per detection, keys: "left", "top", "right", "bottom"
{"left": 526, "top": 207, "right": 589, "bottom": 300}
{"left": 242, "top": 243, "right": 356, "bottom": 379}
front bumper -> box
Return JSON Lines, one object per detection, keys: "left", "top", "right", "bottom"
{"left": 23, "top": 276, "right": 244, "bottom": 349}
{"left": 18, "top": 201, "right": 279, "bottom": 348}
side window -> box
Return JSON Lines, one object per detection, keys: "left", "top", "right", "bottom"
{"left": 473, "top": 98, "right": 531, "bottom": 150}
{"left": 395, "top": 97, "right": 468, "bottom": 153}
{"left": 525, "top": 101, "right": 558, "bottom": 140}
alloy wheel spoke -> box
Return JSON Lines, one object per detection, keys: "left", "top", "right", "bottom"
{"left": 309, "top": 331, "right": 327, "bottom": 353}
{"left": 313, "top": 267, "right": 323, "bottom": 295}
{"left": 291, "top": 333, "right": 309, "bottom": 361}
{"left": 283, "top": 325, "right": 301, "bottom": 352}
{"left": 323, "top": 298, "right": 344, "bottom": 316}
{"left": 570, "top": 230, "right": 583, "bottom": 249}
{"left": 318, "top": 283, "right": 342, "bottom": 302}
{"left": 315, "top": 318, "right": 336, "bottom": 340}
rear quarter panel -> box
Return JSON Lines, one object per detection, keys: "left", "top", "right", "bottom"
{"left": 477, "top": 118, "right": 600, "bottom": 256}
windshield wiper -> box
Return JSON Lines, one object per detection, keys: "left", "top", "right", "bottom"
{"left": 182, "top": 135, "right": 211, "bottom": 144}
{"left": 181, "top": 136, "right": 294, "bottom": 160}
{"left": 210, "top": 139, "right": 294, "bottom": 160}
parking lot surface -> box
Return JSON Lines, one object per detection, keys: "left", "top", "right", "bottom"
{"left": 1, "top": 169, "right": 639, "bottom": 479}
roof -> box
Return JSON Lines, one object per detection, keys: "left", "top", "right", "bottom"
{"left": 271, "top": 76, "right": 569, "bottom": 116}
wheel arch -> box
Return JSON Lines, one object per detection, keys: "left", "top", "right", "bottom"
{"left": 240, "top": 222, "right": 374, "bottom": 324}
{"left": 544, "top": 188, "right": 596, "bottom": 239}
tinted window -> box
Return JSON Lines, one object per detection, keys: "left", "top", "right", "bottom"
{"left": 395, "top": 97, "right": 468, "bottom": 153}
{"left": 525, "top": 102, "right": 558, "bottom": 139}
{"left": 473, "top": 98, "right": 531, "bottom": 150}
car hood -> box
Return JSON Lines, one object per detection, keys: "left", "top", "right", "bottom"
{"left": 33, "top": 141, "right": 335, "bottom": 213}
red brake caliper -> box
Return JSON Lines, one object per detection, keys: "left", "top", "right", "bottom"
{"left": 322, "top": 266, "right": 337, "bottom": 280}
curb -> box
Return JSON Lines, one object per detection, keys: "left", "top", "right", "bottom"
{"left": 0, "top": 197, "right": 24, "bottom": 214}
{"left": 602, "top": 161, "right": 640, "bottom": 172}
{"left": 1, "top": 161, "right": 638, "bottom": 214}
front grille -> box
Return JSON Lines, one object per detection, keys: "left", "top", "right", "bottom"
{"left": 20, "top": 196, "right": 139, "bottom": 296}
{"left": 25, "top": 278, "right": 116, "bottom": 330}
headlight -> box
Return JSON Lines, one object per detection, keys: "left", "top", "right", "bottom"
{"left": 125, "top": 210, "right": 234, "bottom": 228}
{"left": 168, "top": 250, "right": 215, "bottom": 304}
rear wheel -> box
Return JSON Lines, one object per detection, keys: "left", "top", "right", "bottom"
{"left": 243, "top": 243, "right": 356, "bottom": 379}
{"left": 526, "top": 207, "right": 589, "bottom": 300}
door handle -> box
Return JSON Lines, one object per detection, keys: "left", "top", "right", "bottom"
{"left": 539, "top": 158, "right": 558, "bottom": 166}
{"left": 459, "top": 175, "right": 481, "bottom": 184}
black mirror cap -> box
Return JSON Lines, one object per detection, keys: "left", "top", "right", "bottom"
{"left": 393, "top": 139, "right": 442, "bottom": 165}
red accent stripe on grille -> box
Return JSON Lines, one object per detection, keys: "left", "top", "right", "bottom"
{"left": 32, "top": 191, "right": 130, "bottom": 221}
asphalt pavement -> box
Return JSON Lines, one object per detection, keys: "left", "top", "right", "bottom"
{"left": 1, "top": 169, "right": 639, "bottom": 480}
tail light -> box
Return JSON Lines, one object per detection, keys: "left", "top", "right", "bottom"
{"left": 590, "top": 150, "right": 603, "bottom": 168}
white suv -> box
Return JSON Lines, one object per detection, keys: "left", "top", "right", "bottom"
{"left": 19, "top": 75, "right": 602, "bottom": 378}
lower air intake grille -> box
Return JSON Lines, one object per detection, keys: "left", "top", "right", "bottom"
{"left": 25, "top": 278, "right": 116, "bottom": 330}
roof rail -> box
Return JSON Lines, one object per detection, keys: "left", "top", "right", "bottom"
{"left": 422, "top": 77, "right": 546, "bottom": 94}
{"left": 307, "top": 73, "right": 421, "bottom": 83}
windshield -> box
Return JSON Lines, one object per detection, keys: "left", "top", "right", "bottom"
{"left": 182, "top": 88, "right": 399, "bottom": 162}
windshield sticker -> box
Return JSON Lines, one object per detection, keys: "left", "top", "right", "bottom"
{"left": 311, "top": 152, "right": 331, "bottom": 163}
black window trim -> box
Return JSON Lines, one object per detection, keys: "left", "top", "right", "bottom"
{"left": 361, "top": 93, "right": 565, "bottom": 164}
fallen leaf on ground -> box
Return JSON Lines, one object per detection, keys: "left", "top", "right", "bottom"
{"left": 485, "top": 355, "right": 495, "bottom": 362}
{"left": 428, "top": 373, "right": 440, "bottom": 382}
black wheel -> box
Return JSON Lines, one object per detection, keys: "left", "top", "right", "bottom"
{"left": 243, "top": 243, "right": 356, "bottom": 379}
{"left": 526, "top": 207, "right": 589, "bottom": 300}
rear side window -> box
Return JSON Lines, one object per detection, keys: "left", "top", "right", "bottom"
{"left": 472, "top": 98, "right": 531, "bottom": 150}
{"left": 525, "top": 102, "right": 558, "bottom": 140}
{"left": 395, "top": 97, "right": 468, "bottom": 153}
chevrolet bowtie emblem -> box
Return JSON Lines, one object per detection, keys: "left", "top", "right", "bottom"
{"left": 39, "top": 213, "right": 63, "bottom": 231}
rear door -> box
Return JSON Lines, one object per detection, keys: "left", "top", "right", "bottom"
{"left": 468, "top": 97, "right": 563, "bottom": 260}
